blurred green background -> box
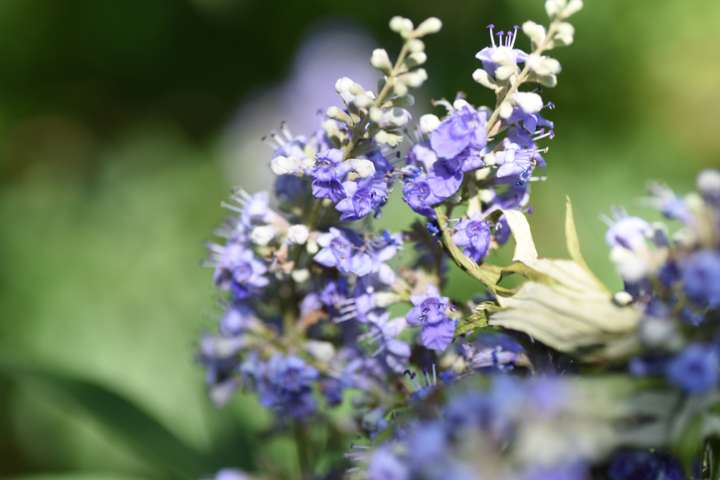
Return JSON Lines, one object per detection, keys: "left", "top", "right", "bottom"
{"left": 0, "top": 0, "right": 717, "bottom": 478}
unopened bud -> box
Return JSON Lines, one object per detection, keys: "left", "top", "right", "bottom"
{"left": 287, "top": 224, "right": 310, "bottom": 244}
{"left": 251, "top": 225, "right": 275, "bottom": 246}
{"left": 414, "top": 17, "right": 442, "bottom": 37}
{"left": 350, "top": 158, "right": 376, "bottom": 178}
{"left": 370, "top": 48, "right": 392, "bottom": 72}
{"left": 389, "top": 16, "right": 414, "bottom": 36}
{"left": 522, "top": 21, "right": 546, "bottom": 47}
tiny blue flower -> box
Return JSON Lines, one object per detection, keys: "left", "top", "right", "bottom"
{"left": 666, "top": 343, "right": 719, "bottom": 394}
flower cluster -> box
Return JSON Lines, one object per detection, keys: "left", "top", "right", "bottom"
{"left": 200, "top": 2, "right": 720, "bottom": 479}
{"left": 361, "top": 375, "right": 684, "bottom": 480}
{"left": 606, "top": 169, "right": 720, "bottom": 394}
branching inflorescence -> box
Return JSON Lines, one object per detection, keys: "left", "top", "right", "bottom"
{"left": 199, "top": 1, "right": 720, "bottom": 478}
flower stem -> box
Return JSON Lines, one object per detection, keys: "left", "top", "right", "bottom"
{"left": 434, "top": 205, "right": 503, "bottom": 291}
{"left": 294, "top": 421, "right": 313, "bottom": 480}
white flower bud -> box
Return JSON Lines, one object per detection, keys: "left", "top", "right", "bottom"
{"left": 287, "top": 224, "right": 310, "bottom": 244}
{"left": 512, "top": 92, "right": 544, "bottom": 114}
{"left": 402, "top": 68, "right": 427, "bottom": 87}
{"left": 383, "top": 107, "right": 411, "bottom": 127}
{"left": 306, "top": 237, "right": 319, "bottom": 254}
{"left": 305, "top": 340, "right": 335, "bottom": 362}
{"left": 369, "top": 107, "right": 383, "bottom": 123}
{"left": 554, "top": 22, "right": 575, "bottom": 46}
{"left": 350, "top": 158, "right": 376, "bottom": 178}
{"left": 353, "top": 92, "right": 374, "bottom": 109}
{"left": 564, "top": 0, "right": 583, "bottom": 18}
{"left": 291, "top": 269, "right": 309, "bottom": 283}
{"left": 545, "top": 0, "right": 566, "bottom": 18}
{"left": 270, "top": 155, "right": 301, "bottom": 175}
{"left": 322, "top": 119, "right": 343, "bottom": 139}
{"left": 251, "top": 225, "right": 275, "bottom": 246}
{"left": 494, "top": 65, "right": 518, "bottom": 82}
{"left": 612, "top": 291, "right": 634, "bottom": 306}
{"left": 375, "top": 130, "right": 403, "bottom": 147}
{"left": 419, "top": 114, "right": 440, "bottom": 134}
{"left": 414, "top": 17, "right": 442, "bottom": 37}
{"left": 407, "top": 51, "right": 427, "bottom": 66}
{"left": 389, "top": 16, "right": 414, "bottom": 37}
{"left": 522, "top": 21, "right": 546, "bottom": 47}
{"left": 326, "top": 106, "right": 352, "bottom": 124}
{"left": 370, "top": 48, "right": 392, "bottom": 72}
{"left": 407, "top": 39, "right": 425, "bottom": 53}
{"left": 472, "top": 68, "right": 499, "bottom": 90}
{"left": 698, "top": 169, "right": 720, "bottom": 198}
{"left": 527, "top": 54, "right": 561, "bottom": 76}
{"left": 392, "top": 78, "right": 408, "bottom": 96}
{"left": 499, "top": 101, "right": 514, "bottom": 119}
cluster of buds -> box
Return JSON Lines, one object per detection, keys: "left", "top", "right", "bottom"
{"left": 323, "top": 16, "right": 442, "bottom": 148}
{"left": 472, "top": 0, "right": 582, "bottom": 123}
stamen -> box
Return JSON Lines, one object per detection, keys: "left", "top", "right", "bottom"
{"left": 487, "top": 24, "right": 496, "bottom": 48}
{"left": 220, "top": 201, "right": 244, "bottom": 213}
{"left": 510, "top": 25, "right": 519, "bottom": 47}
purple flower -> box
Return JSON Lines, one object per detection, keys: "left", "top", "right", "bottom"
{"left": 213, "top": 468, "right": 250, "bottom": 480}
{"left": 212, "top": 243, "right": 269, "bottom": 299}
{"left": 430, "top": 102, "right": 488, "bottom": 160}
{"left": 494, "top": 139, "right": 537, "bottom": 186}
{"left": 365, "top": 312, "right": 410, "bottom": 373}
{"left": 521, "top": 463, "right": 587, "bottom": 480}
{"left": 605, "top": 215, "right": 652, "bottom": 250}
{"left": 452, "top": 215, "right": 492, "bottom": 262}
{"left": 608, "top": 450, "right": 684, "bottom": 480}
{"left": 494, "top": 215, "right": 511, "bottom": 244}
{"left": 274, "top": 174, "right": 307, "bottom": 203}
{"left": 314, "top": 228, "right": 372, "bottom": 276}
{"left": 310, "top": 148, "right": 350, "bottom": 202}
{"left": 666, "top": 343, "right": 719, "bottom": 393}
{"left": 314, "top": 229, "right": 400, "bottom": 281}
{"left": 368, "top": 447, "right": 409, "bottom": 480}
{"left": 257, "top": 354, "right": 319, "bottom": 417}
{"left": 309, "top": 148, "right": 345, "bottom": 181}
{"left": 475, "top": 25, "right": 527, "bottom": 79}
{"left": 426, "top": 157, "right": 464, "bottom": 199}
{"left": 681, "top": 250, "right": 720, "bottom": 308}
{"left": 198, "top": 334, "right": 245, "bottom": 406}
{"left": 403, "top": 174, "right": 441, "bottom": 217}
{"left": 336, "top": 177, "right": 389, "bottom": 221}
{"left": 407, "top": 287, "right": 456, "bottom": 351}
{"left": 220, "top": 303, "right": 256, "bottom": 337}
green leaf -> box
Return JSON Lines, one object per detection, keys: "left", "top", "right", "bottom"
{"left": 0, "top": 358, "right": 214, "bottom": 479}
{"left": 564, "top": 197, "right": 608, "bottom": 292}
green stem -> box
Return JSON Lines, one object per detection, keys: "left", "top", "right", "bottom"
{"left": 433, "top": 206, "right": 503, "bottom": 291}
{"left": 342, "top": 41, "right": 411, "bottom": 158}
{"left": 294, "top": 421, "right": 313, "bottom": 480}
